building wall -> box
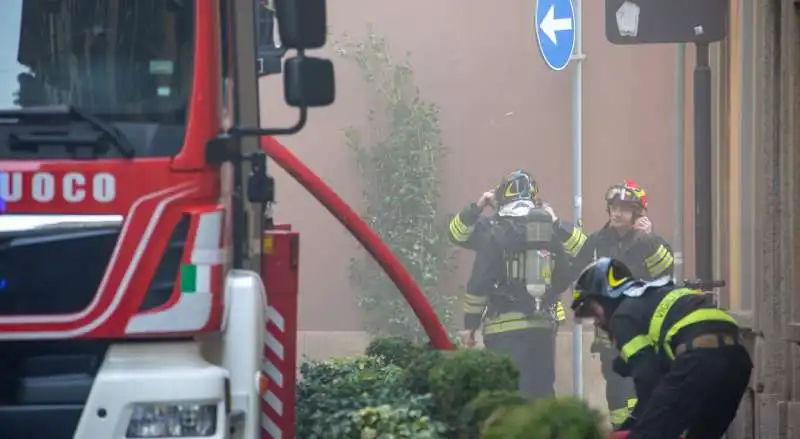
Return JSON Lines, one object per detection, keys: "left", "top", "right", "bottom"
{"left": 261, "top": 0, "right": 800, "bottom": 432}
{"left": 259, "top": 0, "right": 679, "bottom": 331}
{"left": 710, "top": 1, "right": 800, "bottom": 437}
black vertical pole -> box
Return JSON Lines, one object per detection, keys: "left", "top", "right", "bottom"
{"left": 693, "top": 42, "right": 713, "bottom": 282}
{"left": 232, "top": 158, "right": 247, "bottom": 269}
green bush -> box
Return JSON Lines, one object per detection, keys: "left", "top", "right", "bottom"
{"left": 481, "top": 397, "right": 606, "bottom": 439}
{"left": 350, "top": 405, "right": 447, "bottom": 439}
{"left": 456, "top": 390, "right": 528, "bottom": 439}
{"left": 365, "top": 336, "right": 426, "bottom": 369}
{"left": 296, "top": 356, "right": 435, "bottom": 438}
{"left": 428, "top": 349, "right": 519, "bottom": 426}
{"left": 298, "top": 340, "right": 609, "bottom": 438}
{"left": 401, "top": 348, "right": 445, "bottom": 395}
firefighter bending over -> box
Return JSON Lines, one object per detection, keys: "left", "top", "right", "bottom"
{"left": 550, "top": 180, "right": 675, "bottom": 428}
{"left": 447, "top": 170, "right": 569, "bottom": 400}
{"left": 571, "top": 258, "right": 751, "bottom": 439}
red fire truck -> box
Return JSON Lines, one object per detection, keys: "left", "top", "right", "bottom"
{"left": 0, "top": 0, "right": 455, "bottom": 438}
{"left": 0, "top": 1, "right": 326, "bottom": 438}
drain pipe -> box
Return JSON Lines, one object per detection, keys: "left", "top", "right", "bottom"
{"left": 673, "top": 43, "right": 686, "bottom": 280}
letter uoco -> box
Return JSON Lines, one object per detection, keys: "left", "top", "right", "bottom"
{"left": 0, "top": 172, "right": 117, "bottom": 204}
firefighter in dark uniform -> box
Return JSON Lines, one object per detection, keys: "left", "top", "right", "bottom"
{"left": 448, "top": 170, "right": 569, "bottom": 400}
{"left": 570, "top": 257, "right": 752, "bottom": 439}
{"left": 550, "top": 180, "right": 675, "bottom": 428}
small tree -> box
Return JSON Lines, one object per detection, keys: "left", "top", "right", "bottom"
{"left": 340, "top": 27, "right": 457, "bottom": 340}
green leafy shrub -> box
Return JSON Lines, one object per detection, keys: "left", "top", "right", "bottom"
{"left": 296, "top": 356, "right": 435, "bottom": 438}
{"left": 456, "top": 390, "right": 527, "bottom": 439}
{"left": 299, "top": 341, "right": 610, "bottom": 438}
{"left": 365, "top": 336, "right": 426, "bottom": 369}
{"left": 481, "top": 397, "right": 606, "bottom": 439}
{"left": 428, "top": 349, "right": 519, "bottom": 426}
{"left": 401, "top": 348, "right": 445, "bottom": 395}
{"left": 350, "top": 405, "right": 447, "bottom": 439}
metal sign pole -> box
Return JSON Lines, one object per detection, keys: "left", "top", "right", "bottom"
{"left": 570, "top": 0, "right": 584, "bottom": 398}
{"left": 673, "top": 43, "right": 686, "bottom": 281}
{"left": 534, "top": 0, "right": 580, "bottom": 396}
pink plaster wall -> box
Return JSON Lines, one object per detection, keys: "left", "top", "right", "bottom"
{"left": 259, "top": 0, "right": 678, "bottom": 330}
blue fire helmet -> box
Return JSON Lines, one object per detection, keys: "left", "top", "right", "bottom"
{"left": 571, "top": 257, "right": 635, "bottom": 317}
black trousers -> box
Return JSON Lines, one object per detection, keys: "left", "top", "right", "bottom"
{"left": 598, "top": 342, "right": 638, "bottom": 425}
{"left": 628, "top": 344, "right": 752, "bottom": 439}
{"left": 484, "top": 326, "right": 555, "bottom": 401}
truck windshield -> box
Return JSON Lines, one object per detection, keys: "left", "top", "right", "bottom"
{"left": 0, "top": 0, "right": 194, "bottom": 158}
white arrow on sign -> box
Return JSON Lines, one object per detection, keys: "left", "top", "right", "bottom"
{"left": 540, "top": 4, "right": 573, "bottom": 44}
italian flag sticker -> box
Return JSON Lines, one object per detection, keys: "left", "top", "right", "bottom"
{"left": 180, "top": 264, "right": 211, "bottom": 294}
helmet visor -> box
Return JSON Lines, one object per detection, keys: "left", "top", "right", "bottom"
{"left": 506, "top": 178, "right": 532, "bottom": 197}
{"left": 498, "top": 177, "right": 534, "bottom": 205}
{"left": 605, "top": 186, "right": 641, "bottom": 205}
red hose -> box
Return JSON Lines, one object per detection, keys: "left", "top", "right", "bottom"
{"left": 260, "top": 136, "right": 454, "bottom": 350}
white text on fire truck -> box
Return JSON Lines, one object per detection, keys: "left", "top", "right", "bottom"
{"left": 0, "top": 172, "right": 117, "bottom": 203}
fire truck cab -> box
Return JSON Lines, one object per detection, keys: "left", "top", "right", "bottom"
{"left": 0, "top": 1, "right": 333, "bottom": 438}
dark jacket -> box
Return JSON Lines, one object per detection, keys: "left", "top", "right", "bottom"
{"left": 608, "top": 283, "right": 739, "bottom": 420}
{"left": 448, "top": 203, "right": 571, "bottom": 331}
{"left": 551, "top": 221, "right": 675, "bottom": 295}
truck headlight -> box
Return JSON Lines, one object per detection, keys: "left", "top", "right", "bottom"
{"left": 126, "top": 403, "right": 217, "bottom": 438}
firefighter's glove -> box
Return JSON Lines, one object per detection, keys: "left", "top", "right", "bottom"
{"left": 612, "top": 356, "right": 632, "bottom": 378}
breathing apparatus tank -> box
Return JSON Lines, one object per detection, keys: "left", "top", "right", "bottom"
{"left": 496, "top": 201, "right": 556, "bottom": 312}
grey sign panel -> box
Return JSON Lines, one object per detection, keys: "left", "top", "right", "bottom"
{"left": 605, "top": 0, "right": 727, "bottom": 45}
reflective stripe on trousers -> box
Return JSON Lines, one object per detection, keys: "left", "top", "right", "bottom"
{"left": 483, "top": 312, "right": 553, "bottom": 335}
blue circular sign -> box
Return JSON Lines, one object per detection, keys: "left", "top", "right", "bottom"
{"left": 535, "top": 0, "right": 577, "bottom": 71}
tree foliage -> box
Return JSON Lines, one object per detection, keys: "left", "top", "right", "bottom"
{"left": 340, "top": 26, "right": 456, "bottom": 340}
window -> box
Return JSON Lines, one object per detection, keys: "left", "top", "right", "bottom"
{"left": 0, "top": 0, "right": 195, "bottom": 158}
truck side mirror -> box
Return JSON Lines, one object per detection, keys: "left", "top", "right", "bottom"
{"left": 239, "top": 0, "right": 334, "bottom": 136}
{"left": 284, "top": 56, "right": 335, "bottom": 108}
{"left": 274, "top": 0, "right": 327, "bottom": 49}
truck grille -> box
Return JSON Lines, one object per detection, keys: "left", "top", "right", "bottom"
{"left": 0, "top": 214, "right": 121, "bottom": 316}
{"left": 0, "top": 339, "right": 109, "bottom": 439}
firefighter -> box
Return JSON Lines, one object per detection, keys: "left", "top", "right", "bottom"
{"left": 549, "top": 179, "right": 675, "bottom": 428}
{"left": 448, "top": 170, "right": 569, "bottom": 400}
{"left": 570, "top": 257, "right": 752, "bottom": 439}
